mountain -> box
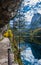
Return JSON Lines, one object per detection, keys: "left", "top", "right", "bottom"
{"left": 30, "top": 13, "right": 41, "bottom": 30}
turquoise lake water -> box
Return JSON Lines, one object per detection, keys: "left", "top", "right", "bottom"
{"left": 20, "top": 42, "right": 41, "bottom": 65}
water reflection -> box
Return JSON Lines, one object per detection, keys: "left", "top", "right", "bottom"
{"left": 20, "top": 42, "right": 41, "bottom": 65}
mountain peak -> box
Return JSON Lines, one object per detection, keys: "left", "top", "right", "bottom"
{"left": 30, "top": 13, "right": 41, "bottom": 29}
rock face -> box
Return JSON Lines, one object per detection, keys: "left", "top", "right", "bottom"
{"left": 0, "top": 0, "right": 21, "bottom": 28}
{"left": 0, "top": 38, "right": 10, "bottom": 65}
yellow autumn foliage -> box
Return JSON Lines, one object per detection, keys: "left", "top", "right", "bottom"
{"left": 3, "top": 30, "right": 13, "bottom": 38}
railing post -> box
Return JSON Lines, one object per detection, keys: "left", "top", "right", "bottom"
{"left": 8, "top": 48, "right": 12, "bottom": 65}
